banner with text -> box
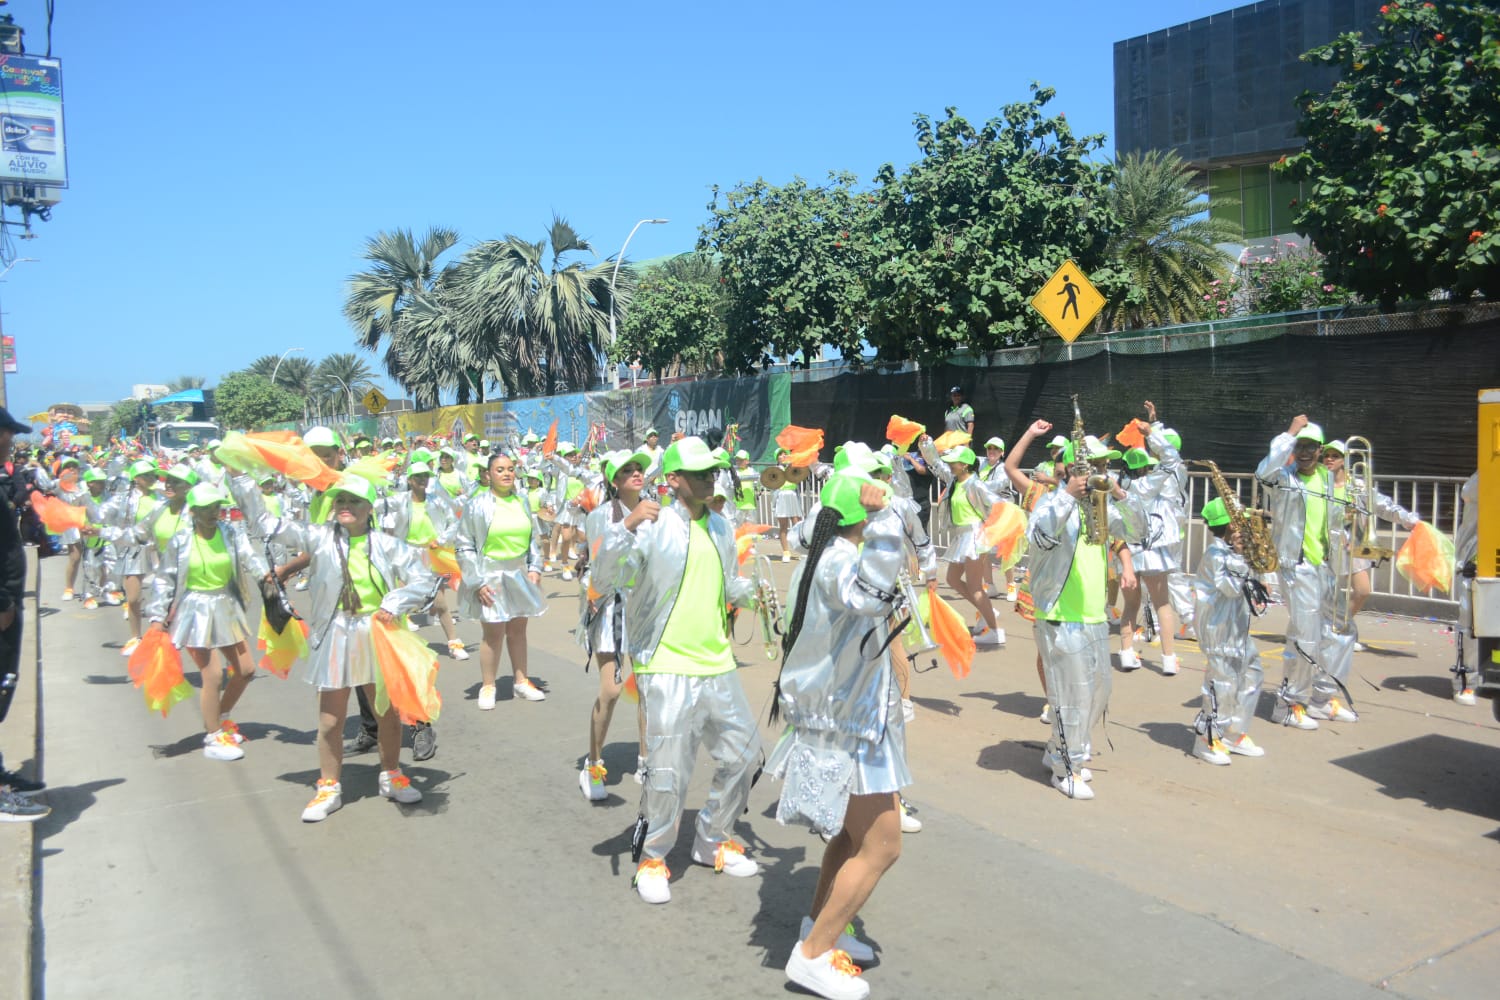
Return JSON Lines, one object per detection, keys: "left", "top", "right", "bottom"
{"left": 587, "top": 374, "right": 787, "bottom": 465}
{"left": 0, "top": 54, "right": 69, "bottom": 186}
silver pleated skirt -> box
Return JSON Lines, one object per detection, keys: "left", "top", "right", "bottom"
{"left": 1130, "top": 545, "right": 1181, "bottom": 575}
{"left": 117, "top": 544, "right": 151, "bottom": 578}
{"left": 556, "top": 505, "right": 586, "bottom": 529}
{"left": 773, "top": 490, "right": 802, "bottom": 519}
{"left": 460, "top": 555, "right": 548, "bottom": 623}
{"left": 169, "top": 588, "right": 251, "bottom": 650}
{"left": 304, "top": 612, "right": 380, "bottom": 690}
{"left": 580, "top": 594, "right": 627, "bottom": 656}
{"left": 942, "top": 523, "right": 983, "bottom": 564}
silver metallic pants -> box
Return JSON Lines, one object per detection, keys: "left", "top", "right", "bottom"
{"left": 1035, "top": 620, "right": 1110, "bottom": 777}
{"left": 637, "top": 671, "right": 762, "bottom": 860}
{"left": 1200, "top": 644, "right": 1262, "bottom": 739}
{"left": 1278, "top": 561, "right": 1355, "bottom": 706}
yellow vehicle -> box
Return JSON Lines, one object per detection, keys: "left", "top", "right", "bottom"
{"left": 1474, "top": 388, "right": 1500, "bottom": 719}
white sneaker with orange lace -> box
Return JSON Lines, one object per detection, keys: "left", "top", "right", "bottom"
{"left": 202, "top": 730, "right": 244, "bottom": 762}
{"left": 447, "top": 639, "right": 470, "bottom": 661}
{"left": 634, "top": 858, "right": 671, "bottom": 904}
{"left": 691, "top": 836, "right": 759, "bottom": 877}
{"left": 379, "top": 768, "right": 422, "bottom": 804}
{"left": 120, "top": 637, "right": 140, "bottom": 657}
{"left": 579, "top": 760, "right": 607, "bottom": 801}
{"left": 301, "top": 780, "right": 342, "bottom": 822}
{"left": 785, "top": 942, "right": 870, "bottom": 1000}
{"left": 219, "top": 719, "right": 246, "bottom": 744}
{"left": 1307, "top": 698, "right": 1357, "bottom": 723}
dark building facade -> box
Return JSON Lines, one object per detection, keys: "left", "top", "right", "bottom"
{"left": 1114, "top": 0, "right": 1384, "bottom": 239}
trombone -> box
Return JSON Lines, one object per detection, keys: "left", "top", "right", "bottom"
{"left": 752, "top": 554, "right": 783, "bottom": 660}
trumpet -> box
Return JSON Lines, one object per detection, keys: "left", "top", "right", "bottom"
{"left": 899, "top": 570, "right": 939, "bottom": 658}
{"left": 752, "top": 554, "right": 783, "bottom": 661}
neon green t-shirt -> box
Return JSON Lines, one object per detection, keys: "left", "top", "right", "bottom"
{"left": 483, "top": 494, "right": 532, "bottom": 560}
{"left": 438, "top": 471, "right": 464, "bottom": 497}
{"left": 153, "top": 506, "right": 187, "bottom": 553}
{"left": 735, "top": 481, "right": 756, "bottom": 511}
{"left": 1045, "top": 509, "right": 1108, "bottom": 625}
{"left": 346, "top": 534, "right": 385, "bottom": 614}
{"left": 262, "top": 494, "right": 283, "bottom": 519}
{"left": 951, "top": 482, "right": 980, "bottom": 527}
{"left": 1299, "top": 469, "right": 1327, "bottom": 566}
{"left": 134, "top": 495, "right": 159, "bottom": 525}
{"left": 406, "top": 500, "right": 437, "bottom": 547}
{"left": 565, "top": 479, "right": 585, "bottom": 501}
{"left": 640, "top": 515, "right": 735, "bottom": 676}
{"left": 186, "top": 531, "right": 233, "bottom": 592}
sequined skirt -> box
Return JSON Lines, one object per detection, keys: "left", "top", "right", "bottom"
{"left": 169, "top": 588, "right": 251, "bottom": 650}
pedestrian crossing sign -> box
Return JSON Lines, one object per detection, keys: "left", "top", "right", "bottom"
{"left": 1031, "top": 260, "right": 1105, "bottom": 343}
{"left": 361, "top": 387, "right": 388, "bottom": 415}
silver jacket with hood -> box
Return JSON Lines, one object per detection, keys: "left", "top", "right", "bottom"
{"left": 144, "top": 521, "right": 269, "bottom": 625}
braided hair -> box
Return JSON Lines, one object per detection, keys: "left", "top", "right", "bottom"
{"left": 769, "top": 505, "right": 842, "bottom": 723}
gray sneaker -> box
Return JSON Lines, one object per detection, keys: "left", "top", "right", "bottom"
{"left": 344, "top": 729, "right": 379, "bottom": 755}
{"left": 0, "top": 788, "right": 50, "bottom": 823}
{"left": 411, "top": 723, "right": 437, "bottom": 761}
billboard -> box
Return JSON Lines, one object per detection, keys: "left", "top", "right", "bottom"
{"left": 1, "top": 335, "right": 14, "bottom": 374}
{"left": 0, "top": 54, "right": 67, "bottom": 187}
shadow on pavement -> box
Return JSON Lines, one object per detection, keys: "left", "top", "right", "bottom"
{"left": 962, "top": 690, "right": 1042, "bottom": 719}
{"left": 150, "top": 732, "right": 211, "bottom": 759}
{"left": 911, "top": 695, "right": 962, "bottom": 717}
{"left": 1358, "top": 643, "right": 1417, "bottom": 660}
{"left": 1138, "top": 720, "right": 1197, "bottom": 758}
{"left": 234, "top": 720, "right": 317, "bottom": 746}
{"left": 1382, "top": 674, "right": 1455, "bottom": 700}
{"left": 976, "top": 739, "right": 1050, "bottom": 786}
{"left": 80, "top": 673, "right": 131, "bottom": 685}
{"left": 35, "top": 777, "right": 126, "bottom": 839}
{"left": 1331, "top": 733, "right": 1500, "bottom": 824}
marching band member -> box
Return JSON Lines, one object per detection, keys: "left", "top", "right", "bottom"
{"left": 769, "top": 474, "right": 904, "bottom": 1000}
{"left": 1028, "top": 434, "right": 1147, "bottom": 799}
{"left": 731, "top": 450, "right": 758, "bottom": 528}
{"left": 457, "top": 452, "right": 549, "bottom": 708}
{"left": 1116, "top": 403, "right": 1186, "bottom": 675}
{"left": 76, "top": 469, "right": 115, "bottom": 610}
{"left": 546, "top": 443, "right": 588, "bottom": 578}
{"left": 920, "top": 438, "right": 1003, "bottom": 646}
{"left": 1190, "top": 498, "right": 1266, "bottom": 765}
{"left": 575, "top": 449, "right": 651, "bottom": 801}
{"left": 144, "top": 484, "right": 269, "bottom": 762}
{"left": 93, "top": 459, "right": 165, "bottom": 657}
{"left": 773, "top": 447, "right": 804, "bottom": 563}
{"left": 978, "top": 437, "right": 1018, "bottom": 603}
{"left": 592, "top": 437, "right": 760, "bottom": 905}
{"left": 1322, "top": 439, "right": 1420, "bottom": 649}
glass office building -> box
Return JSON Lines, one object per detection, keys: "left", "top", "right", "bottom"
{"left": 1114, "top": 0, "right": 1384, "bottom": 239}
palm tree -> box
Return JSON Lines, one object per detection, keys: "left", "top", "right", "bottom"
{"left": 166, "top": 375, "right": 206, "bottom": 392}
{"left": 344, "top": 226, "right": 460, "bottom": 385}
{"left": 314, "top": 353, "right": 377, "bottom": 419}
{"left": 1103, "top": 150, "right": 1242, "bottom": 330}
{"left": 456, "top": 215, "right": 632, "bottom": 392}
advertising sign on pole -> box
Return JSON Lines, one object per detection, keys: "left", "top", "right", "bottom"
{"left": 2, "top": 335, "right": 15, "bottom": 374}
{"left": 0, "top": 54, "right": 68, "bottom": 187}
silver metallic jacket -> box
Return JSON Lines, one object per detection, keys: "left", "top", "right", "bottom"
{"left": 593, "top": 502, "right": 754, "bottom": 668}
{"left": 920, "top": 436, "right": 1005, "bottom": 517}
{"left": 1027, "top": 487, "right": 1147, "bottom": 617}
{"left": 795, "top": 497, "right": 937, "bottom": 582}
{"left": 1192, "top": 538, "right": 1257, "bottom": 659}
{"left": 454, "top": 490, "right": 545, "bottom": 583}
{"left": 228, "top": 474, "right": 439, "bottom": 648}
{"left": 144, "top": 522, "right": 269, "bottom": 625}
{"left": 775, "top": 513, "right": 905, "bottom": 746}
{"left": 379, "top": 488, "right": 460, "bottom": 547}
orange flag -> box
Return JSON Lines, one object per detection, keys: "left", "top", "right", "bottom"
{"left": 256, "top": 616, "right": 309, "bottom": 679}
{"left": 1395, "top": 521, "right": 1455, "bottom": 595}
{"left": 427, "top": 545, "right": 462, "bottom": 591}
{"left": 541, "top": 420, "right": 559, "bottom": 457}
{"left": 1115, "top": 419, "right": 1149, "bottom": 452}
{"left": 734, "top": 523, "right": 771, "bottom": 565}
{"left": 932, "top": 429, "right": 972, "bottom": 454}
{"left": 775, "top": 426, "right": 824, "bottom": 466}
{"left": 979, "top": 502, "right": 1028, "bottom": 570}
{"left": 127, "top": 630, "right": 193, "bottom": 717}
{"left": 219, "top": 431, "right": 341, "bottom": 492}
{"left": 31, "top": 493, "right": 88, "bottom": 534}
{"left": 886, "top": 415, "right": 925, "bottom": 450}
{"left": 370, "top": 617, "right": 443, "bottom": 724}
{"left": 928, "top": 594, "right": 976, "bottom": 680}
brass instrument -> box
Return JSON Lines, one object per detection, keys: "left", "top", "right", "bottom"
{"left": 752, "top": 554, "right": 783, "bottom": 661}
{"left": 1069, "top": 394, "right": 1111, "bottom": 545}
{"left": 898, "top": 570, "right": 939, "bottom": 659}
{"left": 786, "top": 465, "right": 811, "bottom": 485}
{"left": 1190, "top": 459, "right": 1279, "bottom": 574}
{"left": 760, "top": 466, "right": 787, "bottom": 490}
{"left": 1345, "top": 436, "right": 1395, "bottom": 561}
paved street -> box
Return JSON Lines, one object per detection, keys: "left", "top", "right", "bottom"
{"left": 8, "top": 551, "right": 1499, "bottom": 999}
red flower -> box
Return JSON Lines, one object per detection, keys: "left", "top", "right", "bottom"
{"left": 1435, "top": 33, "right": 1445, "bottom": 41}
{"left": 1470, "top": 230, "right": 1486, "bottom": 243}
{"left": 1374, "top": 124, "right": 1387, "bottom": 133}
{"left": 1379, "top": 3, "right": 1389, "bottom": 11}
{"left": 1378, "top": 204, "right": 1388, "bottom": 215}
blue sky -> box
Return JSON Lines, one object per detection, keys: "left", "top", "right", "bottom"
{"left": 5, "top": 0, "right": 1243, "bottom": 422}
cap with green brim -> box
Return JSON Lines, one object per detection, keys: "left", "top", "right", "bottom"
{"left": 1047, "top": 435, "right": 1070, "bottom": 451}
{"left": 1123, "top": 447, "right": 1159, "bottom": 471}
{"left": 1294, "top": 422, "right": 1325, "bottom": 446}
{"left": 644, "top": 428, "right": 659, "bottom": 438}
{"left": 1202, "top": 498, "right": 1231, "bottom": 528}
{"left": 833, "top": 441, "right": 880, "bottom": 479}
{"left": 1162, "top": 429, "right": 1182, "bottom": 451}
{"left": 59, "top": 457, "right": 80, "bottom": 469}
{"left": 1323, "top": 439, "right": 1346, "bottom": 456}
{"left": 409, "top": 448, "right": 433, "bottom": 464}
{"left": 259, "top": 474, "right": 279, "bottom": 485}
{"left": 304, "top": 427, "right": 341, "bottom": 449}
{"left": 186, "top": 483, "right": 229, "bottom": 509}
{"left": 127, "top": 459, "right": 160, "bottom": 480}
{"left": 82, "top": 469, "right": 107, "bottom": 484}
{"left": 984, "top": 437, "right": 1006, "bottom": 451}
{"left": 522, "top": 433, "right": 540, "bottom": 445}
{"left": 329, "top": 476, "right": 377, "bottom": 506}
{"left": 604, "top": 449, "right": 652, "bottom": 483}
{"left": 405, "top": 462, "right": 433, "bottom": 478}
{"left": 164, "top": 463, "right": 200, "bottom": 485}
{"left": 734, "top": 450, "right": 749, "bottom": 461}
{"left": 463, "top": 433, "right": 479, "bottom": 443}
{"left": 662, "top": 436, "right": 728, "bottom": 474}
{"left": 820, "top": 474, "right": 871, "bottom": 526}
{"left": 1082, "top": 436, "right": 1122, "bottom": 462}
{"left": 940, "top": 446, "right": 977, "bottom": 466}
{"left": 557, "top": 441, "right": 578, "bottom": 456}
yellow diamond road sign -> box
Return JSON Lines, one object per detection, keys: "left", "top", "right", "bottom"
{"left": 361, "top": 387, "right": 388, "bottom": 415}
{"left": 1031, "top": 260, "right": 1106, "bottom": 343}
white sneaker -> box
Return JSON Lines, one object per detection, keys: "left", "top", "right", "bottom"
{"left": 1194, "top": 737, "right": 1232, "bottom": 766}
{"left": 561, "top": 570, "right": 575, "bottom": 582}
{"left": 692, "top": 836, "right": 759, "bottom": 876}
{"left": 202, "top": 731, "right": 244, "bottom": 761}
{"left": 1039, "top": 702, "right": 1052, "bottom": 725}
{"left": 120, "top": 637, "right": 140, "bottom": 657}
{"left": 1353, "top": 641, "right": 1367, "bottom": 652}
{"left": 447, "top": 639, "right": 470, "bottom": 661}
{"left": 1225, "top": 733, "right": 1265, "bottom": 757}
{"left": 301, "top": 780, "right": 342, "bottom": 822}
{"left": 1272, "top": 700, "right": 1319, "bottom": 730}
{"left": 513, "top": 678, "right": 546, "bottom": 701}
{"left": 902, "top": 698, "right": 915, "bottom": 723}
{"left": 974, "top": 628, "right": 1003, "bottom": 647}
{"left": 1041, "top": 749, "right": 1092, "bottom": 782}
{"left": 294, "top": 579, "right": 309, "bottom": 592}
{"left": 1161, "top": 653, "right": 1179, "bottom": 676}
{"left": 1456, "top": 688, "right": 1478, "bottom": 706}
{"left": 60, "top": 588, "right": 73, "bottom": 601}
{"left": 406, "top": 617, "right": 421, "bottom": 631}
{"left": 579, "top": 760, "right": 607, "bottom": 801}
{"left": 379, "top": 768, "right": 422, "bottom": 804}
{"left": 1051, "top": 773, "right": 1095, "bottom": 800}
{"left": 1118, "top": 648, "right": 1140, "bottom": 671}
{"left": 799, "top": 916, "right": 875, "bottom": 964}
{"left": 634, "top": 859, "right": 671, "bottom": 904}
{"left": 477, "top": 684, "right": 497, "bottom": 710}
{"left": 785, "top": 942, "right": 870, "bottom": 1000}
{"left": 781, "top": 553, "right": 792, "bottom": 563}
{"left": 899, "top": 801, "right": 923, "bottom": 833}
{"left": 1307, "top": 698, "right": 1357, "bottom": 723}
{"left": 1005, "top": 584, "right": 1018, "bottom": 603}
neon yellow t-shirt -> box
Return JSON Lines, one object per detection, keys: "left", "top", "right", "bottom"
{"left": 346, "top": 534, "right": 385, "bottom": 614}
{"left": 1045, "top": 509, "right": 1108, "bottom": 624}
{"left": 1299, "top": 469, "right": 1327, "bottom": 566}
{"left": 565, "top": 479, "right": 584, "bottom": 501}
{"left": 153, "top": 506, "right": 187, "bottom": 553}
{"left": 951, "top": 482, "right": 980, "bottom": 526}
{"left": 483, "top": 494, "right": 531, "bottom": 560}
{"left": 263, "top": 494, "right": 283, "bottom": 519}
{"left": 640, "top": 515, "right": 735, "bottom": 676}
{"left": 134, "top": 495, "right": 159, "bottom": 524}
{"left": 735, "top": 481, "right": 756, "bottom": 510}
{"left": 186, "top": 531, "right": 233, "bottom": 592}
{"left": 407, "top": 500, "right": 437, "bottom": 547}
{"left": 438, "top": 471, "right": 464, "bottom": 497}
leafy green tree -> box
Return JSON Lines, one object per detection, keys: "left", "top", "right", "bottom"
{"left": 344, "top": 227, "right": 461, "bottom": 384}
{"left": 699, "top": 173, "right": 873, "bottom": 372}
{"left": 95, "top": 399, "right": 148, "bottom": 443}
{"left": 1281, "top": 2, "right": 1500, "bottom": 304}
{"left": 864, "top": 86, "right": 1119, "bottom": 361}
{"left": 1103, "top": 150, "right": 1241, "bottom": 329}
{"left": 456, "top": 216, "right": 628, "bottom": 392}
{"left": 213, "top": 372, "right": 303, "bottom": 431}
{"left": 614, "top": 254, "right": 728, "bottom": 379}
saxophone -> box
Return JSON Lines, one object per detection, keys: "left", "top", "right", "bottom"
{"left": 1070, "top": 394, "right": 1110, "bottom": 545}
{"left": 1189, "top": 459, "right": 1279, "bottom": 574}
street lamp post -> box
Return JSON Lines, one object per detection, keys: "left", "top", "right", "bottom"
{"left": 270, "top": 346, "right": 305, "bottom": 386}
{"left": 325, "top": 375, "right": 356, "bottom": 425}
{"left": 0, "top": 257, "right": 40, "bottom": 410}
{"left": 608, "top": 218, "right": 668, "bottom": 390}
